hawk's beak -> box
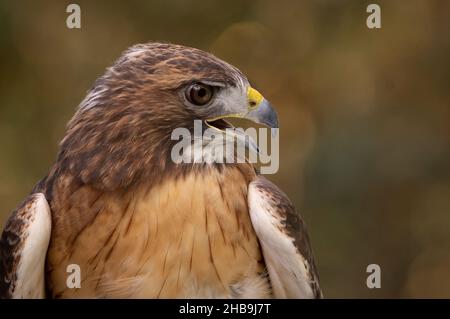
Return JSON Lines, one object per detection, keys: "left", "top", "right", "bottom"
{"left": 245, "top": 87, "right": 279, "bottom": 129}
{"left": 204, "top": 87, "right": 279, "bottom": 154}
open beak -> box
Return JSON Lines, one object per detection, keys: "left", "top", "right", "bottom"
{"left": 205, "top": 87, "right": 278, "bottom": 130}
{"left": 204, "top": 87, "right": 278, "bottom": 155}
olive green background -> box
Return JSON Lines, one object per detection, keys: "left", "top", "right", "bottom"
{"left": 1, "top": 0, "right": 449, "bottom": 298}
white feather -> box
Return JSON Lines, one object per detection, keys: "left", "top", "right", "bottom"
{"left": 13, "top": 193, "right": 51, "bottom": 299}
{"left": 248, "top": 183, "right": 315, "bottom": 298}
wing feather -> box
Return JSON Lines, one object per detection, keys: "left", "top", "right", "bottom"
{"left": 248, "top": 177, "right": 322, "bottom": 298}
{"left": 0, "top": 193, "right": 51, "bottom": 298}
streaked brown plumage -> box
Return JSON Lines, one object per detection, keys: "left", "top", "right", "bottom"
{"left": 0, "top": 42, "right": 321, "bottom": 298}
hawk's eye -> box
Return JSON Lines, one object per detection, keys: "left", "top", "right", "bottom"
{"left": 186, "top": 83, "right": 214, "bottom": 106}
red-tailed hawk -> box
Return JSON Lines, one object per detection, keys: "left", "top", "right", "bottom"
{"left": 0, "top": 43, "right": 322, "bottom": 298}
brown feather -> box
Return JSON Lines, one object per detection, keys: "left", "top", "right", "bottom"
{"left": 45, "top": 166, "right": 269, "bottom": 298}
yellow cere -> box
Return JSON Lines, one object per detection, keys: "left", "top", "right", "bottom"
{"left": 247, "top": 87, "right": 264, "bottom": 109}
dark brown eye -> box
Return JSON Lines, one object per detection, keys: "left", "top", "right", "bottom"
{"left": 186, "top": 83, "right": 214, "bottom": 106}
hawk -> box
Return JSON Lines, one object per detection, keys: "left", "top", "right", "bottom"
{"left": 0, "top": 43, "right": 322, "bottom": 298}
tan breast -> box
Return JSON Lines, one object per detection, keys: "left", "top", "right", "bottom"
{"left": 46, "top": 166, "right": 270, "bottom": 298}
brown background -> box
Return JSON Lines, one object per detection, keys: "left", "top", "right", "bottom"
{"left": 0, "top": 0, "right": 449, "bottom": 298}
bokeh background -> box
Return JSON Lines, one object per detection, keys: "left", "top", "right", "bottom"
{"left": 1, "top": 0, "right": 449, "bottom": 298}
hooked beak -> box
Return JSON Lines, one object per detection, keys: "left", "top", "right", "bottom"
{"left": 244, "top": 87, "right": 279, "bottom": 129}
{"left": 204, "top": 87, "right": 279, "bottom": 154}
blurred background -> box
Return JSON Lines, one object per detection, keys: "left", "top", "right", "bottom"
{"left": 0, "top": 0, "right": 449, "bottom": 298}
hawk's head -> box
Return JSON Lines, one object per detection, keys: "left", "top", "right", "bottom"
{"left": 58, "top": 42, "right": 278, "bottom": 190}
